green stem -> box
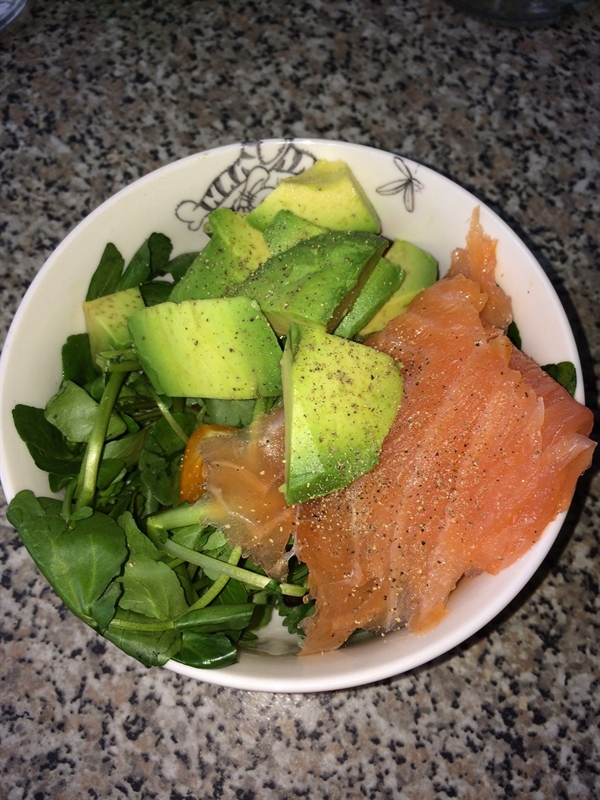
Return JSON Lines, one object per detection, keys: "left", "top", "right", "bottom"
{"left": 109, "top": 617, "right": 174, "bottom": 632}
{"left": 172, "top": 397, "right": 186, "bottom": 414}
{"left": 147, "top": 385, "right": 189, "bottom": 445}
{"left": 160, "top": 537, "right": 305, "bottom": 597}
{"left": 146, "top": 505, "right": 307, "bottom": 598}
{"left": 127, "top": 410, "right": 161, "bottom": 422}
{"left": 96, "top": 348, "right": 141, "bottom": 372}
{"left": 75, "top": 370, "right": 127, "bottom": 510}
{"left": 62, "top": 477, "right": 78, "bottom": 522}
{"left": 146, "top": 502, "right": 205, "bottom": 544}
{"left": 188, "top": 546, "right": 243, "bottom": 611}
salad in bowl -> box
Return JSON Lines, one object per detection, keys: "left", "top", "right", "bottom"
{"left": 0, "top": 139, "right": 594, "bottom": 692}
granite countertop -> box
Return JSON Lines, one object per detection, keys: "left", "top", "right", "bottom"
{"left": 1, "top": 1, "right": 599, "bottom": 797}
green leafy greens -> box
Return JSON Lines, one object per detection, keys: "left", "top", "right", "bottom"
{"left": 6, "top": 235, "right": 307, "bottom": 671}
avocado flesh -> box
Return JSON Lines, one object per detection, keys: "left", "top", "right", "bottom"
{"left": 169, "top": 234, "right": 242, "bottom": 303}
{"left": 360, "top": 240, "right": 438, "bottom": 335}
{"left": 334, "top": 258, "right": 405, "bottom": 340}
{"left": 263, "top": 210, "right": 326, "bottom": 255}
{"left": 170, "top": 210, "right": 269, "bottom": 304}
{"left": 128, "top": 297, "right": 282, "bottom": 399}
{"left": 207, "top": 208, "right": 271, "bottom": 267}
{"left": 282, "top": 323, "right": 403, "bottom": 505}
{"left": 246, "top": 159, "right": 381, "bottom": 233}
{"left": 235, "top": 230, "right": 388, "bottom": 336}
{"left": 83, "top": 287, "right": 145, "bottom": 366}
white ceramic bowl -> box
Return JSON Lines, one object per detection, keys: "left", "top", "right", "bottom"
{"left": 0, "top": 139, "right": 584, "bottom": 692}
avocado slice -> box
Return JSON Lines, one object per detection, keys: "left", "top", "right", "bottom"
{"left": 128, "top": 297, "right": 282, "bottom": 399}
{"left": 83, "top": 287, "right": 145, "bottom": 366}
{"left": 246, "top": 159, "right": 381, "bottom": 233}
{"left": 235, "top": 230, "right": 388, "bottom": 336}
{"left": 263, "top": 210, "right": 326, "bottom": 256}
{"left": 360, "top": 240, "right": 438, "bottom": 335}
{"left": 282, "top": 323, "right": 402, "bottom": 505}
{"left": 207, "top": 208, "right": 271, "bottom": 267}
{"left": 170, "top": 210, "right": 269, "bottom": 303}
{"left": 334, "top": 258, "right": 405, "bottom": 340}
{"left": 169, "top": 234, "right": 241, "bottom": 303}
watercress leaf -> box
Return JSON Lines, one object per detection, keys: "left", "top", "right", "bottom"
{"left": 103, "top": 428, "right": 149, "bottom": 466}
{"left": 168, "top": 252, "right": 200, "bottom": 283}
{"left": 93, "top": 581, "right": 124, "bottom": 634}
{"left": 140, "top": 280, "right": 173, "bottom": 307}
{"left": 147, "top": 232, "right": 173, "bottom": 277}
{"left": 247, "top": 602, "right": 273, "bottom": 632}
{"left": 125, "top": 372, "right": 155, "bottom": 398}
{"left": 105, "top": 610, "right": 181, "bottom": 667}
{"left": 97, "top": 458, "right": 126, "bottom": 490}
{"left": 49, "top": 473, "right": 74, "bottom": 493}
{"left": 286, "top": 557, "right": 309, "bottom": 585}
{"left": 507, "top": 320, "right": 522, "bottom": 350}
{"left": 204, "top": 530, "right": 229, "bottom": 551}
{"left": 176, "top": 604, "right": 255, "bottom": 633}
{"left": 88, "top": 374, "right": 106, "bottom": 402}
{"left": 172, "top": 631, "right": 238, "bottom": 669}
{"left": 275, "top": 596, "right": 316, "bottom": 636}
{"left": 118, "top": 510, "right": 165, "bottom": 562}
{"left": 134, "top": 483, "right": 161, "bottom": 519}
{"left": 203, "top": 398, "right": 256, "bottom": 427}
{"left": 202, "top": 550, "right": 233, "bottom": 581}
{"left": 96, "top": 477, "right": 128, "bottom": 509}
{"left": 214, "top": 579, "right": 248, "bottom": 606}
{"left": 95, "top": 348, "right": 141, "bottom": 373}
{"left": 139, "top": 413, "right": 197, "bottom": 507}
{"left": 173, "top": 563, "right": 199, "bottom": 606}
{"left": 86, "top": 243, "right": 125, "bottom": 301}
{"left": 139, "top": 451, "right": 181, "bottom": 508}
{"left": 13, "top": 405, "right": 83, "bottom": 476}
{"left": 69, "top": 505, "right": 94, "bottom": 522}
{"left": 62, "top": 334, "right": 97, "bottom": 386}
{"left": 44, "top": 380, "right": 127, "bottom": 443}
{"left": 108, "top": 493, "right": 134, "bottom": 520}
{"left": 120, "top": 414, "right": 141, "bottom": 434}
{"left": 6, "top": 491, "right": 127, "bottom": 630}
{"left": 171, "top": 523, "right": 212, "bottom": 551}
{"left": 542, "top": 361, "right": 577, "bottom": 397}
{"left": 119, "top": 555, "right": 189, "bottom": 621}
{"left": 116, "top": 239, "right": 151, "bottom": 291}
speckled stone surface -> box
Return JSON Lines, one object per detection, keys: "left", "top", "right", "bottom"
{"left": 1, "top": 1, "right": 599, "bottom": 797}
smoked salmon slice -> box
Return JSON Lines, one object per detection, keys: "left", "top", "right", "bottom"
{"left": 197, "top": 407, "right": 298, "bottom": 581}
{"left": 295, "top": 272, "right": 594, "bottom": 654}
{"left": 196, "top": 211, "right": 595, "bottom": 655}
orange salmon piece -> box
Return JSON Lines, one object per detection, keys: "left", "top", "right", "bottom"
{"left": 294, "top": 272, "right": 594, "bottom": 655}
{"left": 447, "top": 206, "right": 513, "bottom": 330}
{"left": 197, "top": 408, "right": 298, "bottom": 581}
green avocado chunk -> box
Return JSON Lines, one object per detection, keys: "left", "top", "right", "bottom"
{"left": 128, "top": 297, "right": 282, "bottom": 399}
{"left": 83, "top": 287, "right": 145, "bottom": 366}
{"left": 207, "top": 208, "right": 271, "bottom": 266}
{"left": 360, "top": 240, "right": 438, "bottom": 335}
{"left": 263, "top": 210, "right": 326, "bottom": 255}
{"left": 246, "top": 159, "right": 381, "bottom": 233}
{"left": 334, "top": 258, "right": 405, "bottom": 340}
{"left": 281, "top": 323, "right": 403, "bottom": 505}
{"left": 169, "top": 234, "right": 240, "bottom": 303}
{"left": 170, "top": 210, "right": 269, "bottom": 303}
{"left": 235, "top": 230, "right": 388, "bottom": 336}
